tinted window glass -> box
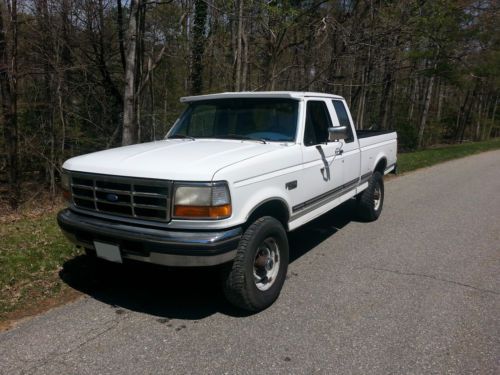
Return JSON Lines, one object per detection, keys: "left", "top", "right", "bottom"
{"left": 332, "top": 100, "right": 354, "bottom": 142}
{"left": 170, "top": 99, "right": 298, "bottom": 142}
{"left": 188, "top": 104, "right": 216, "bottom": 137}
{"left": 304, "top": 101, "right": 332, "bottom": 146}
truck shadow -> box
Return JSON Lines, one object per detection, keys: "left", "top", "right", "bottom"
{"left": 60, "top": 199, "right": 358, "bottom": 320}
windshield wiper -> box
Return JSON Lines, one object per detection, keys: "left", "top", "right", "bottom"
{"left": 217, "top": 134, "right": 267, "bottom": 144}
{"left": 167, "top": 134, "right": 196, "bottom": 141}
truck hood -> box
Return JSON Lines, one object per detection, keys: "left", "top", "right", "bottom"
{"left": 63, "top": 139, "right": 283, "bottom": 181}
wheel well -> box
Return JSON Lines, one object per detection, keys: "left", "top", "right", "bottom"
{"left": 246, "top": 199, "right": 289, "bottom": 230}
{"left": 374, "top": 158, "right": 387, "bottom": 174}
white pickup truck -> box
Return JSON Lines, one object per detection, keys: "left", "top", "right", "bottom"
{"left": 58, "top": 92, "right": 397, "bottom": 311}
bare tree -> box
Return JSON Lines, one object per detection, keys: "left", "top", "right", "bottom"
{"left": 122, "top": 0, "right": 142, "bottom": 146}
{"left": 0, "top": 0, "right": 18, "bottom": 208}
{"left": 190, "top": 0, "right": 207, "bottom": 95}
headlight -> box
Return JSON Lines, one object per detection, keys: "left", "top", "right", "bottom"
{"left": 173, "top": 182, "right": 231, "bottom": 220}
{"left": 61, "top": 171, "right": 71, "bottom": 202}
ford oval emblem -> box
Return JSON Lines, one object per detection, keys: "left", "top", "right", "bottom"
{"left": 106, "top": 193, "right": 119, "bottom": 202}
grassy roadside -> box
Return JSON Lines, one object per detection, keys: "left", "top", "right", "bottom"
{"left": 397, "top": 138, "right": 500, "bottom": 174}
{"left": 0, "top": 210, "right": 82, "bottom": 326}
{"left": 1, "top": 138, "right": 499, "bottom": 327}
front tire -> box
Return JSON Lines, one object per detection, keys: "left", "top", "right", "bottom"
{"left": 356, "top": 171, "right": 384, "bottom": 221}
{"left": 223, "top": 216, "right": 289, "bottom": 312}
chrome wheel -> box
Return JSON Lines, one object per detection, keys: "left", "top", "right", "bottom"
{"left": 253, "top": 237, "right": 280, "bottom": 291}
{"left": 373, "top": 184, "right": 382, "bottom": 211}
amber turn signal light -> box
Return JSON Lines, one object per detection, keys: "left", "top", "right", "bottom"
{"left": 174, "top": 204, "right": 232, "bottom": 219}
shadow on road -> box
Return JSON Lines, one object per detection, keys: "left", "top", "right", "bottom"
{"left": 59, "top": 200, "right": 358, "bottom": 320}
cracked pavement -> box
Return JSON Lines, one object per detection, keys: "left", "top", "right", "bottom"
{"left": 1, "top": 150, "right": 499, "bottom": 374}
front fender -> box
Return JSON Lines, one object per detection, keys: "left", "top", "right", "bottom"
{"left": 231, "top": 184, "right": 292, "bottom": 227}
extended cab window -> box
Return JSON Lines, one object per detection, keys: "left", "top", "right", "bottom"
{"left": 332, "top": 100, "right": 354, "bottom": 143}
{"left": 303, "top": 101, "right": 332, "bottom": 146}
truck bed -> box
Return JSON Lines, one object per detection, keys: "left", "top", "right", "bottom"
{"left": 356, "top": 129, "right": 395, "bottom": 139}
{"left": 357, "top": 130, "right": 397, "bottom": 177}
{"left": 357, "top": 130, "right": 397, "bottom": 148}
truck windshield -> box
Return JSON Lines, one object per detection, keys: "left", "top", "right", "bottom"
{"left": 168, "top": 98, "right": 299, "bottom": 142}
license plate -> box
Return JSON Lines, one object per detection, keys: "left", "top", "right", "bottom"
{"left": 94, "top": 241, "right": 122, "bottom": 263}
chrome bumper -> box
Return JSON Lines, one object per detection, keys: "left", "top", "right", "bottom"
{"left": 57, "top": 209, "right": 241, "bottom": 267}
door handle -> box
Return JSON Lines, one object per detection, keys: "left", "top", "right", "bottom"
{"left": 335, "top": 148, "right": 344, "bottom": 156}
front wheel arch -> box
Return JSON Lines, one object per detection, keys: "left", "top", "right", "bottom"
{"left": 245, "top": 198, "right": 290, "bottom": 230}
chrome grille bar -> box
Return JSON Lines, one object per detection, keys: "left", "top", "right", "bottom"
{"left": 69, "top": 172, "right": 172, "bottom": 222}
{"left": 131, "top": 191, "right": 136, "bottom": 217}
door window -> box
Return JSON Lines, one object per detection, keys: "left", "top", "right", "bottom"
{"left": 332, "top": 100, "right": 354, "bottom": 143}
{"left": 303, "top": 101, "right": 332, "bottom": 146}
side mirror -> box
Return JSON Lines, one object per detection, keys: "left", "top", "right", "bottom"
{"left": 328, "top": 126, "right": 348, "bottom": 142}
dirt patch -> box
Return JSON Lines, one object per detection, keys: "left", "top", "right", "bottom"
{"left": 0, "top": 192, "right": 64, "bottom": 224}
{"left": 0, "top": 287, "right": 83, "bottom": 332}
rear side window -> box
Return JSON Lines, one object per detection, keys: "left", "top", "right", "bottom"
{"left": 332, "top": 100, "right": 354, "bottom": 143}
{"left": 304, "top": 101, "right": 332, "bottom": 146}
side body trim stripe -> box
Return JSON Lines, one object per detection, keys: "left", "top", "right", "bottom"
{"left": 290, "top": 172, "right": 373, "bottom": 220}
{"left": 359, "top": 172, "right": 372, "bottom": 184}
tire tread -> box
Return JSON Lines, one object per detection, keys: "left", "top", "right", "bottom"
{"left": 356, "top": 171, "right": 384, "bottom": 221}
{"left": 223, "top": 216, "right": 288, "bottom": 312}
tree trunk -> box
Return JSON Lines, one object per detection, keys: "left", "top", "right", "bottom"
{"left": 241, "top": 29, "right": 249, "bottom": 90}
{"left": 116, "top": 0, "right": 126, "bottom": 72}
{"left": 234, "top": 0, "right": 243, "bottom": 91}
{"left": 0, "top": 1, "right": 18, "bottom": 208}
{"left": 457, "top": 85, "right": 476, "bottom": 143}
{"left": 378, "top": 63, "right": 393, "bottom": 130}
{"left": 190, "top": 0, "right": 207, "bottom": 95}
{"left": 122, "top": 0, "right": 141, "bottom": 146}
{"left": 408, "top": 76, "right": 418, "bottom": 122}
{"left": 436, "top": 80, "right": 443, "bottom": 124}
{"left": 417, "top": 75, "right": 435, "bottom": 149}
{"left": 475, "top": 91, "right": 483, "bottom": 141}
{"left": 485, "top": 95, "right": 498, "bottom": 139}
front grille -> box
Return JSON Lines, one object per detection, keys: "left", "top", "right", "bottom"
{"left": 69, "top": 172, "right": 172, "bottom": 222}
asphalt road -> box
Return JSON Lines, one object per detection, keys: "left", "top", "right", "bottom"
{"left": 1, "top": 151, "right": 499, "bottom": 375}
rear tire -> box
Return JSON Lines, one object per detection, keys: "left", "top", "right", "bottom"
{"left": 222, "top": 216, "right": 289, "bottom": 312}
{"left": 356, "top": 171, "right": 384, "bottom": 221}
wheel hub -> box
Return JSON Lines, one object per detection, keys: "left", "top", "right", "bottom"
{"left": 265, "top": 258, "right": 274, "bottom": 271}
{"left": 253, "top": 237, "right": 280, "bottom": 291}
{"left": 373, "top": 184, "right": 381, "bottom": 211}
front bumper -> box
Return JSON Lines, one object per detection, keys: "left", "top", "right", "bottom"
{"left": 57, "top": 209, "right": 241, "bottom": 267}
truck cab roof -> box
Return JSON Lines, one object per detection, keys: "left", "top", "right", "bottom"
{"left": 180, "top": 91, "right": 345, "bottom": 103}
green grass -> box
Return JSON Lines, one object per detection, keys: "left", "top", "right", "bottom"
{"left": 0, "top": 213, "right": 82, "bottom": 321}
{"left": 0, "top": 138, "right": 499, "bottom": 323}
{"left": 397, "top": 138, "right": 500, "bottom": 174}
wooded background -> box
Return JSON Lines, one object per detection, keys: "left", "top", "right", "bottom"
{"left": 0, "top": 0, "right": 498, "bottom": 208}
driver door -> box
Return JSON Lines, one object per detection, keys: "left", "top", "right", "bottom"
{"left": 294, "top": 100, "right": 344, "bottom": 215}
